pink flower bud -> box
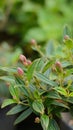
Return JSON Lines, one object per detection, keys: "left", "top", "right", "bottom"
{"left": 30, "top": 39, "right": 37, "bottom": 45}
{"left": 17, "top": 67, "right": 24, "bottom": 76}
{"left": 19, "top": 54, "right": 27, "bottom": 62}
{"left": 55, "top": 61, "right": 62, "bottom": 67}
{"left": 55, "top": 61, "right": 63, "bottom": 72}
{"left": 64, "top": 35, "right": 69, "bottom": 40}
{"left": 27, "top": 60, "right": 32, "bottom": 65}
{"left": 23, "top": 61, "right": 28, "bottom": 66}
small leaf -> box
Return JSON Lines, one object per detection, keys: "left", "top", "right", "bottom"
{"left": 32, "top": 90, "right": 40, "bottom": 99}
{"left": 27, "top": 59, "right": 39, "bottom": 81}
{"left": 69, "top": 92, "right": 73, "bottom": 97}
{"left": 41, "top": 114, "right": 49, "bottom": 130}
{"left": 7, "top": 105, "right": 28, "bottom": 115}
{"left": 35, "top": 72, "right": 57, "bottom": 87}
{"left": 9, "top": 84, "right": 16, "bottom": 97}
{"left": 1, "top": 99, "right": 16, "bottom": 108}
{"left": 0, "top": 76, "right": 14, "bottom": 82}
{"left": 19, "top": 85, "right": 29, "bottom": 97}
{"left": 45, "top": 40, "right": 55, "bottom": 57}
{"left": 0, "top": 67, "right": 17, "bottom": 73}
{"left": 63, "top": 25, "right": 71, "bottom": 37}
{"left": 44, "top": 98, "right": 54, "bottom": 108}
{"left": 9, "top": 84, "right": 19, "bottom": 100}
{"left": 49, "top": 119, "right": 60, "bottom": 130}
{"left": 32, "top": 100, "right": 44, "bottom": 114}
{"left": 68, "top": 85, "right": 73, "bottom": 92}
{"left": 42, "top": 60, "right": 54, "bottom": 73}
{"left": 15, "top": 76, "right": 24, "bottom": 85}
{"left": 52, "top": 100, "right": 69, "bottom": 109}
{"left": 35, "top": 58, "right": 45, "bottom": 72}
{"left": 67, "top": 97, "right": 73, "bottom": 103}
{"left": 46, "top": 91, "right": 61, "bottom": 99}
{"left": 63, "top": 97, "right": 73, "bottom": 104}
{"left": 14, "top": 108, "right": 32, "bottom": 125}
{"left": 29, "top": 84, "right": 37, "bottom": 92}
{"left": 62, "top": 61, "right": 72, "bottom": 68}
{"left": 54, "top": 87, "right": 68, "bottom": 96}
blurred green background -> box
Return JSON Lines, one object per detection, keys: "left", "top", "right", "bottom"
{"left": 0, "top": 0, "right": 73, "bottom": 98}
{"left": 0, "top": 0, "right": 73, "bottom": 44}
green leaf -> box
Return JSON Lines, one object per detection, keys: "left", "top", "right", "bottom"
{"left": 62, "top": 96, "right": 73, "bottom": 104}
{"left": 15, "top": 76, "right": 24, "bottom": 85}
{"left": 32, "top": 90, "right": 40, "bottom": 99}
{"left": 0, "top": 67, "right": 17, "bottom": 73}
{"left": 48, "top": 119, "right": 60, "bottom": 130}
{"left": 42, "top": 60, "right": 54, "bottom": 73}
{"left": 63, "top": 25, "right": 71, "bottom": 37}
{"left": 7, "top": 105, "right": 28, "bottom": 115}
{"left": 46, "top": 91, "right": 61, "bottom": 99}
{"left": 52, "top": 100, "right": 69, "bottom": 109}
{"left": 27, "top": 59, "right": 39, "bottom": 81}
{"left": 67, "top": 97, "right": 73, "bottom": 103}
{"left": 46, "top": 40, "right": 55, "bottom": 57}
{"left": 14, "top": 108, "right": 32, "bottom": 125}
{"left": 68, "top": 85, "right": 73, "bottom": 92}
{"left": 62, "top": 61, "right": 72, "bottom": 68}
{"left": 44, "top": 98, "right": 54, "bottom": 108}
{"left": 54, "top": 87, "right": 68, "bottom": 96}
{"left": 69, "top": 92, "right": 73, "bottom": 97}
{"left": 9, "top": 84, "right": 19, "bottom": 100}
{"left": 1, "top": 99, "right": 16, "bottom": 108}
{"left": 35, "top": 58, "right": 45, "bottom": 72}
{"left": 27, "top": 58, "right": 45, "bottom": 81}
{"left": 9, "top": 84, "right": 16, "bottom": 96}
{"left": 19, "top": 85, "right": 29, "bottom": 97}
{"left": 0, "top": 76, "right": 15, "bottom": 82}
{"left": 29, "top": 84, "right": 37, "bottom": 93}
{"left": 41, "top": 114, "right": 49, "bottom": 130}
{"left": 32, "top": 100, "right": 44, "bottom": 114}
{"left": 35, "top": 72, "right": 57, "bottom": 87}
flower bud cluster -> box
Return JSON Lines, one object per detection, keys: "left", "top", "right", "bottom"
{"left": 19, "top": 54, "right": 32, "bottom": 66}
{"left": 17, "top": 54, "right": 32, "bottom": 76}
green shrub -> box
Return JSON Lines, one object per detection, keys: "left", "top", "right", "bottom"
{"left": 1, "top": 27, "right": 73, "bottom": 130}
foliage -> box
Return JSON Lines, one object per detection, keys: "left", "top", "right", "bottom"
{"left": 1, "top": 27, "right": 73, "bottom": 130}
{"left": 0, "top": 42, "right": 22, "bottom": 99}
{"left": 0, "top": 0, "right": 73, "bottom": 46}
{"left": 0, "top": 42, "right": 22, "bottom": 66}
